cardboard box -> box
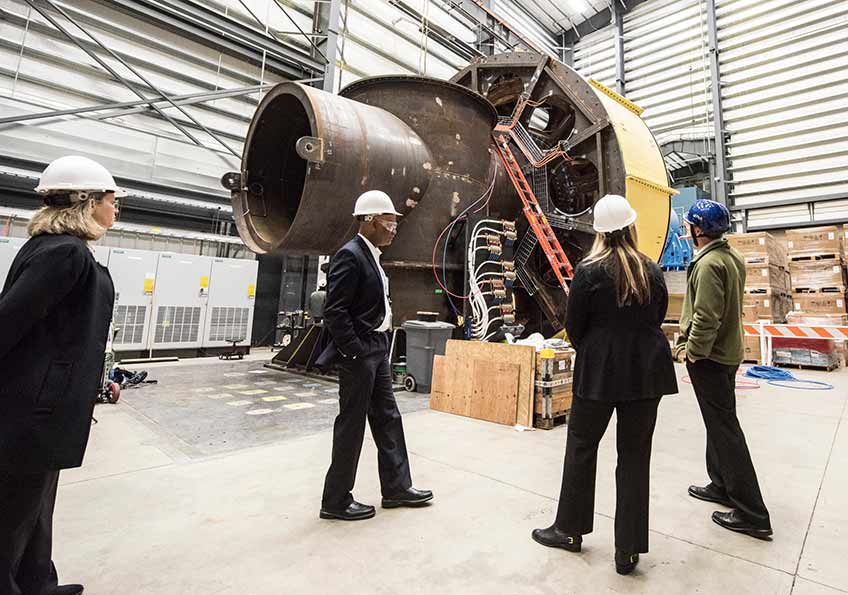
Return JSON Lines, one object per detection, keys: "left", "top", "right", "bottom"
{"left": 729, "top": 232, "right": 787, "bottom": 268}
{"left": 745, "top": 263, "right": 790, "bottom": 292}
{"left": 786, "top": 226, "right": 843, "bottom": 258}
{"left": 744, "top": 335, "right": 762, "bottom": 363}
{"left": 743, "top": 293, "right": 792, "bottom": 323}
{"left": 793, "top": 293, "right": 847, "bottom": 315}
{"left": 789, "top": 259, "right": 846, "bottom": 291}
{"left": 666, "top": 293, "right": 684, "bottom": 321}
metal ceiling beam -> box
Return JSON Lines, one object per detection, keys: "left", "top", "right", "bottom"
{"left": 99, "top": 0, "right": 323, "bottom": 78}
{"left": 566, "top": 0, "right": 650, "bottom": 39}
{"left": 0, "top": 83, "right": 281, "bottom": 125}
{"left": 28, "top": 0, "right": 242, "bottom": 158}
{"left": 705, "top": 0, "right": 730, "bottom": 205}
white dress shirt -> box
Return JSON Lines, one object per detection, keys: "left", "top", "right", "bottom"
{"left": 358, "top": 233, "right": 392, "bottom": 332}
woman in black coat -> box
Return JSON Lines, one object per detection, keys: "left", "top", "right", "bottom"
{"left": 0, "top": 156, "right": 121, "bottom": 595}
{"left": 531, "top": 194, "right": 678, "bottom": 575}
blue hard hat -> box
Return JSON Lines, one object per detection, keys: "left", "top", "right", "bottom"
{"left": 684, "top": 199, "right": 730, "bottom": 237}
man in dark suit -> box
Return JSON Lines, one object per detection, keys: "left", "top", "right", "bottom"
{"left": 319, "top": 191, "right": 433, "bottom": 521}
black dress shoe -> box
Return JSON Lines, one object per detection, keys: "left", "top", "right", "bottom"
{"left": 615, "top": 550, "right": 640, "bottom": 575}
{"left": 712, "top": 509, "right": 773, "bottom": 540}
{"left": 382, "top": 487, "right": 433, "bottom": 508}
{"left": 689, "top": 484, "right": 733, "bottom": 508}
{"left": 319, "top": 501, "right": 376, "bottom": 521}
{"left": 531, "top": 525, "right": 582, "bottom": 552}
{"left": 53, "top": 586, "right": 84, "bottom": 595}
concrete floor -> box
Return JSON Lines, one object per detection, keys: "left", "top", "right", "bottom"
{"left": 54, "top": 354, "right": 847, "bottom": 594}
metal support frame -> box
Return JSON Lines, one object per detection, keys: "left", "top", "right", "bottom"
{"left": 25, "top": 0, "right": 241, "bottom": 157}
{"left": 0, "top": 83, "right": 320, "bottom": 125}
{"left": 313, "top": 0, "right": 342, "bottom": 92}
{"left": 705, "top": 0, "right": 730, "bottom": 205}
{"left": 611, "top": 1, "right": 626, "bottom": 97}
{"left": 100, "top": 0, "right": 322, "bottom": 78}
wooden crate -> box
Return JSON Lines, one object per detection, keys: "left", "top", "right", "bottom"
{"left": 789, "top": 259, "right": 846, "bottom": 293}
{"left": 534, "top": 349, "right": 574, "bottom": 378}
{"left": 534, "top": 387, "right": 573, "bottom": 416}
{"left": 728, "top": 232, "right": 787, "bottom": 268}
{"left": 786, "top": 226, "right": 843, "bottom": 260}
{"left": 745, "top": 263, "right": 790, "bottom": 293}
{"left": 430, "top": 341, "right": 536, "bottom": 427}
{"left": 743, "top": 292, "right": 792, "bottom": 323}
{"left": 793, "top": 293, "right": 847, "bottom": 315}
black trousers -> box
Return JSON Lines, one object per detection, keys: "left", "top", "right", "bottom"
{"left": 687, "top": 359, "right": 770, "bottom": 527}
{"left": 322, "top": 335, "right": 412, "bottom": 509}
{"left": 0, "top": 470, "right": 60, "bottom": 595}
{"left": 554, "top": 396, "right": 661, "bottom": 553}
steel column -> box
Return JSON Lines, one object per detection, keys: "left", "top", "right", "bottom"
{"left": 611, "top": 2, "right": 626, "bottom": 97}
{"left": 312, "top": 0, "right": 341, "bottom": 92}
{"left": 706, "top": 0, "right": 729, "bottom": 205}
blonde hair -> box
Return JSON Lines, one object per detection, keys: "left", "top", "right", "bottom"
{"left": 582, "top": 226, "right": 652, "bottom": 307}
{"left": 28, "top": 194, "right": 107, "bottom": 241}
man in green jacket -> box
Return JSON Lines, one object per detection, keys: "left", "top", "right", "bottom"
{"left": 673, "top": 199, "right": 772, "bottom": 540}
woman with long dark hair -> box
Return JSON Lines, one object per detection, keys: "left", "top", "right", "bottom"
{"left": 531, "top": 194, "right": 678, "bottom": 575}
{"left": 0, "top": 155, "right": 121, "bottom": 595}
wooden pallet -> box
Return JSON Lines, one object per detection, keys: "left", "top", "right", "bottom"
{"left": 774, "top": 361, "right": 840, "bottom": 372}
{"left": 793, "top": 286, "right": 847, "bottom": 294}
{"left": 788, "top": 252, "right": 843, "bottom": 262}
{"left": 534, "top": 410, "right": 569, "bottom": 430}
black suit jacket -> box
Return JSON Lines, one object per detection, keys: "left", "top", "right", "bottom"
{"left": 318, "top": 236, "right": 388, "bottom": 365}
{"left": 565, "top": 259, "right": 678, "bottom": 402}
{"left": 0, "top": 234, "right": 114, "bottom": 471}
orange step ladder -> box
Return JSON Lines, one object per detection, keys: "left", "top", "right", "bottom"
{"left": 491, "top": 132, "right": 574, "bottom": 294}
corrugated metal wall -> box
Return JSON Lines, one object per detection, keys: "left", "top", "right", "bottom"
{"left": 624, "top": 0, "right": 712, "bottom": 146}
{"left": 572, "top": 26, "right": 616, "bottom": 89}
{"left": 717, "top": 0, "right": 848, "bottom": 226}
{"left": 571, "top": 0, "right": 848, "bottom": 229}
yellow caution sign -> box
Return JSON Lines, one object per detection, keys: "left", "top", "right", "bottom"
{"left": 200, "top": 275, "right": 209, "bottom": 289}
{"left": 247, "top": 283, "right": 256, "bottom": 298}
{"left": 143, "top": 276, "right": 155, "bottom": 294}
{"left": 540, "top": 348, "right": 556, "bottom": 360}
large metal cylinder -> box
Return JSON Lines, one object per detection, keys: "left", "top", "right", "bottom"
{"left": 234, "top": 82, "right": 434, "bottom": 254}
{"left": 227, "top": 53, "right": 675, "bottom": 329}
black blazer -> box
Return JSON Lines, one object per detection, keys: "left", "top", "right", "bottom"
{"left": 318, "top": 236, "right": 388, "bottom": 363}
{"left": 0, "top": 234, "right": 115, "bottom": 471}
{"left": 565, "top": 259, "right": 677, "bottom": 402}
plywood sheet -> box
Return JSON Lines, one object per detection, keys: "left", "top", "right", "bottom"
{"left": 444, "top": 340, "right": 535, "bottom": 427}
{"left": 468, "top": 359, "right": 518, "bottom": 425}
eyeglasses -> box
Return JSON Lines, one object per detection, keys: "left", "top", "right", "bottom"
{"left": 377, "top": 220, "right": 397, "bottom": 233}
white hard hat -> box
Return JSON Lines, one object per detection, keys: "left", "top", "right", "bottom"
{"left": 352, "top": 190, "right": 402, "bottom": 217}
{"left": 35, "top": 155, "right": 127, "bottom": 200}
{"left": 592, "top": 194, "right": 637, "bottom": 233}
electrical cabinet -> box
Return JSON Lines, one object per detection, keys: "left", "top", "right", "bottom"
{"left": 109, "top": 248, "right": 159, "bottom": 351}
{"left": 0, "top": 237, "right": 25, "bottom": 287}
{"left": 151, "top": 253, "right": 213, "bottom": 350}
{"left": 91, "top": 245, "right": 111, "bottom": 267}
{"left": 202, "top": 258, "right": 259, "bottom": 348}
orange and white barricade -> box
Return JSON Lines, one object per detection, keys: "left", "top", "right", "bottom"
{"left": 744, "top": 321, "right": 848, "bottom": 366}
